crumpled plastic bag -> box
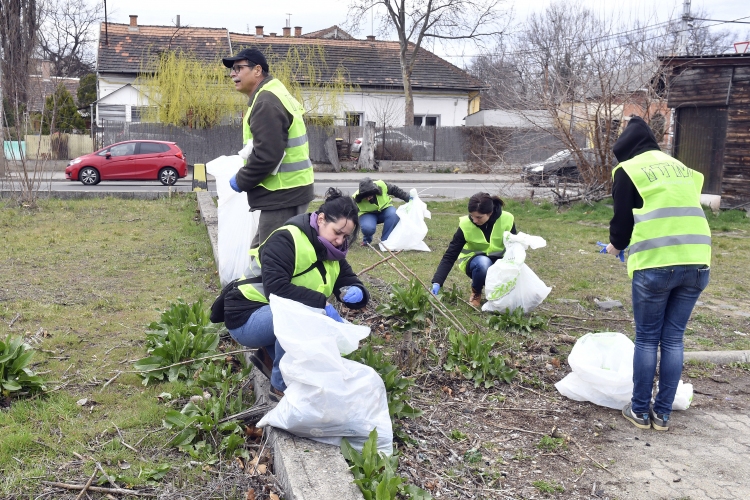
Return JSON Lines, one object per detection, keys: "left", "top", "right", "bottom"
{"left": 257, "top": 295, "right": 393, "bottom": 454}
{"left": 206, "top": 155, "right": 259, "bottom": 286}
{"left": 655, "top": 380, "right": 694, "bottom": 411}
{"left": 482, "top": 231, "right": 551, "bottom": 313}
{"left": 555, "top": 332, "right": 634, "bottom": 409}
{"left": 379, "top": 189, "right": 431, "bottom": 252}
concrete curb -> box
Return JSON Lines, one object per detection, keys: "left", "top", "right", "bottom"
{"left": 684, "top": 350, "right": 750, "bottom": 365}
{"left": 196, "top": 191, "right": 363, "bottom": 500}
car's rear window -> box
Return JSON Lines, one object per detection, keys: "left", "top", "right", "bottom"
{"left": 139, "top": 143, "right": 170, "bottom": 154}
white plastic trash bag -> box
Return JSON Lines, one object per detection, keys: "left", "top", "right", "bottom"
{"left": 482, "top": 231, "right": 551, "bottom": 313}
{"left": 655, "top": 380, "right": 693, "bottom": 411}
{"left": 257, "top": 295, "right": 393, "bottom": 454}
{"left": 555, "top": 332, "right": 634, "bottom": 409}
{"left": 379, "top": 189, "right": 431, "bottom": 252}
{"left": 206, "top": 155, "right": 259, "bottom": 286}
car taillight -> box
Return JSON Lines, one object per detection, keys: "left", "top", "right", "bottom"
{"left": 175, "top": 151, "right": 184, "bottom": 159}
{"left": 354, "top": 139, "right": 361, "bottom": 144}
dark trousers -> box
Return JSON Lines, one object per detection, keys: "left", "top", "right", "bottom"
{"left": 250, "top": 202, "right": 310, "bottom": 248}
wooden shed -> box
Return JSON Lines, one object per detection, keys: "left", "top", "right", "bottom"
{"left": 660, "top": 53, "right": 750, "bottom": 209}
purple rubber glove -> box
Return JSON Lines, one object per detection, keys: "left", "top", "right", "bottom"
{"left": 341, "top": 286, "right": 363, "bottom": 303}
{"left": 229, "top": 175, "right": 241, "bottom": 193}
{"left": 324, "top": 303, "right": 344, "bottom": 323}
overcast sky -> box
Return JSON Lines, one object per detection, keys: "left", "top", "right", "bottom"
{"left": 105, "top": 0, "right": 749, "bottom": 65}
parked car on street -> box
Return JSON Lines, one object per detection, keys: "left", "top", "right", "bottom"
{"left": 521, "top": 148, "right": 610, "bottom": 186}
{"left": 351, "top": 130, "right": 433, "bottom": 157}
{"left": 65, "top": 140, "right": 187, "bottom": 186}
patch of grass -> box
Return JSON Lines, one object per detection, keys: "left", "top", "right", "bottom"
{"left": 536, "top": 435, "right": 566, "bottom": 452}
{"left": 449, "top": 429, "right": 467, "bottom": 441}
{"left": 463, "top": 448, "right": 483, "bottom": 464}
{"left": 532, "top": 479, "right": 564, "bottom": 494}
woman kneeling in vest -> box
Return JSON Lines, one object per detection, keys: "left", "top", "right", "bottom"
{"left": 430, "top": 192, "right": 517, "bottom": 309}
{"left": 222, "top": 188, "right": 370, "bottom": 399}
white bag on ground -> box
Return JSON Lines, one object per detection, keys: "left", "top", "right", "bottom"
{"left": 555, "top": 332, "right": 634, "bottom": 409}
{"left": 655, "top": 380, "right": 693, "bottom": 410}
{"left": 482, "top": 231, "right": 551, "bottom": 313}
{"left": 257, "top": 295, "right": 393, "bottom": 454}
{"left": 206, "top": 155, "right": 259, "bottom": 286}
{"left": 379, "top": 189, "right": 431, "bottom": 252}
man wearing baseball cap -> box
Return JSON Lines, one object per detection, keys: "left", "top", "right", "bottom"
{"left": 223, "top": 48, "right": 314, "bottom": 248}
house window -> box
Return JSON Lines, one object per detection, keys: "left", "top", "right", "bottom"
{"left": 346, "top": 112, "right": 363, "bottom": 126}
{"left": 414, "top": 115, "right": 439, "bottom": 127}
{"left": 131, "top": 106, "right": 154, "bottom": 123}
{"left": 98, "top": 104, "right": 126, "bottom": 123}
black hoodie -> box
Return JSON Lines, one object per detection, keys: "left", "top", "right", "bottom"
{"left": 431, "top": 198, "right": 517, "bottom": 286}
{"left": 609, "top": 116, "right": 661, "bottom": 250}
{"left": 353, "top": 177, "right": 410, "bottom": 205}
{"left": 223, "top": 213, "right": 369, "bottom": 329}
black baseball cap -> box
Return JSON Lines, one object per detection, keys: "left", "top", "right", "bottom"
{"left": 222, "top": 48, "right": 269, "bottom": 72}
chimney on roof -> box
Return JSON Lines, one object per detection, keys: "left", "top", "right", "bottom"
{"left": 176, "top": 15, "right": 180, "bottom": 27}
{"left": 269, "top": 32, "right": 277, "bottom": 37}
{"left": 129, "top": 15, "right": 138, "bottom": 32}
{"left": 256, "top": 25, "right": 264, "bottom": 37}
{"left": 41, "top": 60, "right": 51, "bottom": 80}
{"left": 366, "top": 35, "right": 375, "bottom": 41}
{"left": 282, "top": 26, "right": 291, "bottom": 37}
{"left": 294, "top": 26, "right": 302, "bottom": 37}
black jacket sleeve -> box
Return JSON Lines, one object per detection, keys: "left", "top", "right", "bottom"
{"left": 236, "top": 89, "right": 292, "bottom": 191}
{"left": 332, "top": 260, "right": 370, "bottom": 310}
{"left": 260, "top": 230, "right": 329, "bottom": 309}
{"left": 431, "top": 228, "right": 466, "bottom": 285}
{"left": 386, "top": 183, "right": 410, "bottom": 202}
{"left": 609, "top": 168, "right": 643, "bottom": 250}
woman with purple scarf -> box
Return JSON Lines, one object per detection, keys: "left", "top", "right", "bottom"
{"left": 222, "top": 188, "right": 369, "bottom": 399}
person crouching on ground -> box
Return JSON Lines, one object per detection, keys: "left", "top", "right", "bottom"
{"left": 353, "top": 177, "right": 411, "bottom": 246}
{"left": 221, "top": 188, "right": 369, "bottom": 399}
{"left": 430, "top": 192, "right": 517, "bottom": 308}
{"left": 607, "top": 116, "right": 711, "bottom": 431}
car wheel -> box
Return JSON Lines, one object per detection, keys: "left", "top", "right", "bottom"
{"left": 159, "top": 167, "right": 178, "bottom": 186}
{"left": 79, "top": 167, "right": 100, "bottom": 185}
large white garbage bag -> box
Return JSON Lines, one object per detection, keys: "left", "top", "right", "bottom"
{"left": 206, "top": 155, "right": 259, "bottom": 286}
{"left": 555, "top": 332, "right": 634, "bottom": 409}
{"left": 257, "top": 295, "right": 393, "bottom": 454}
{"left": 482, "top": 231, "right": 551, "bottom": 313}
{"left": 379, "top": 189, "right": 431, "bottom": 252}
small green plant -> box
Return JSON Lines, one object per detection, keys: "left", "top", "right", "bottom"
{"left": 346, "top": 343, "right": 422, "bottom": 420}
{"left": 97, "top": 463, "right": 172, "bottom": 487}
{"left": 730, "top": 361, "right": 750, "bottom": 371}
{"left": 449, "top": 429, "right": 467, "bottom": 441}
{"left": 0, "top": 334, "right": 47, "bottom": 397}
{"left": 341, "top": 429, "right": 432, "bottom": 500}
{"left": 487, "top": 307, "right": 546, "bottom": 335}
{"left": 134, "top": 300, "right": 221, "bottom": 385}
{"left": 463, "top": 448, "right": 483, "bottom": 464}
{"left": 443, "top": 330, "right": 517, "bottom": 388}
{"left": 376, "top": 278, "right": 432, "bottom": 332}
{"left": 536, "top": 435, "right": 566, "bottom": 452}
{"left": 437, "top": 283, "right": 462, "bottom": 305}
{"left": 532, "top": 479, "right": 564, "bottom": 494}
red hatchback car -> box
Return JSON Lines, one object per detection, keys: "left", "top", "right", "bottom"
{"left": 65, "top": 140, "right": 188, "bottom": 186}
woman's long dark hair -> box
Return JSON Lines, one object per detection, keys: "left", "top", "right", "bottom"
{"left": 319, "top": 187, "right": 360, "bottom": 243}
{"left": 467, "top": 192, "right": 504, "bottom": 214}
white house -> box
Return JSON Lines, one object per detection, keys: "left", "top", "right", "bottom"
{"left": 95, "top": 16, "right": 482, "bottom": 127}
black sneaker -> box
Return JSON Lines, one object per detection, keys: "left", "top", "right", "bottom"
{"left": 248, "top": 347, "right": 273, "bottom": 381}
{"left": 650, "top": 408, "right": 670, "bottom": 431}
{"left": 622, "top": 403, "right": 651, "bottom": 429}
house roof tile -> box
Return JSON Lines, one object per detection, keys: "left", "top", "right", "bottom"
{"left": 97, "top": 23, "right": 481, "bottom": 91}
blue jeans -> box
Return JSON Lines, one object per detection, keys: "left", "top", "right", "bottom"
{"left": 228, "top": 305, "right": 287, "bottom": 392}
{"left": 468, "top": 255, "right": 493, "bottom": 291}
{"left": 630, "top": 265, "right": 710, "bottom": 416}
{"left": 360, "top": 206, "right": 399, "bottom": 244}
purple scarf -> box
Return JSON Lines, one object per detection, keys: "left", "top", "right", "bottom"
{"left": 309, "top": 213, "right": 349, "bottom": 260}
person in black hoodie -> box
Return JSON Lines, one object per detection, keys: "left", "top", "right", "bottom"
{"left": 353, "top": 177, "right": 411, "bottom": 246}
{"left": 222, "top": 188, "right": 370, "bottom": 399}
{"left": 430, "top": 193, "right": 517, "bottom": 308}
{"left": 606, "top": 116, "right": 711, "bottom": 432}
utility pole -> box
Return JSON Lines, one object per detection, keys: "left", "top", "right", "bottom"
{"left": 679, "top": 0, "right": 692, "bottom": 55}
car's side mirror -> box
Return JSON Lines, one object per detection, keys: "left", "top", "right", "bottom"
{"left": 105, "top": 153, "right": 111, "bottom": 159}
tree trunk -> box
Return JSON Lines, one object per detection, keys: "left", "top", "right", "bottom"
{"left": 324, "top": 135, "right": 340, "bottom": 172}
{"left": 402, "top": 68, "right": 415, "bottom": 127}
{"left": 357, "top": 121, "right": 376, "bottom": 170}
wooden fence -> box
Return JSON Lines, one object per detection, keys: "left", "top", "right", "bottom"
{"left": 24, "top": 134, "right": 94, "bottom": 160}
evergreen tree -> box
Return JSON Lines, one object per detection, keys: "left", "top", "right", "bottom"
{"left": 42, "top": 83, "right": 85, "bottom": 134}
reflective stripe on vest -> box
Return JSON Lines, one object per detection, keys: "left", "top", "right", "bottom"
{"left": 613, "top": 150, "right": 711, "bottom": 278}
{"left": 237, "top": 224, "right": 339, "bottom": 304}
{"left": 353, "top": 180, "right": 393, "bottom": 215}
{"left": 242, "top": 79, "right": 314, "bottom": 191}
{"left": 456, "top": 211, "right": 514, "bottom": 273}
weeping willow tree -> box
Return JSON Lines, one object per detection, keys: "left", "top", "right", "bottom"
{"left": 136, "top": 50, "right": 244, "bottom": 128}
{"left": 136, "top": 45, "right": 354, "bottom": 128}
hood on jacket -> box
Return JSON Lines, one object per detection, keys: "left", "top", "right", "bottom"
{"left": 355, "top": 177, "right": 382, "bottom": 202}
{"left": 612, "top": 116, "right": 661, "bottom": 163}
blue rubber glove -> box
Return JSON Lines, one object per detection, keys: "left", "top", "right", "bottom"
{"left": 596, "top": 241, "right": 625, "bottom": 262}
{"left": 229, "top": 175, "right": 241, "bottom": 193}
{"left": 431, "top": 283, "right": 441, "bottom": 296}
{"left": 341, "top": 286, "right": 363, "bottom": 303}
{"left": 324, "top": 303, "right": 344, "bottom": 323}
